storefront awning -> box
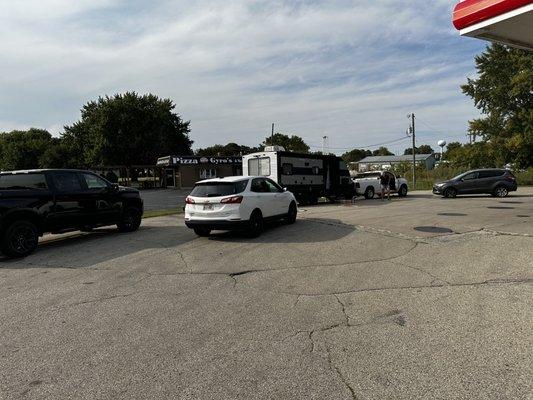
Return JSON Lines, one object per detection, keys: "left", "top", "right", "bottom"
{"left": 453, "top": 0, "right": 533, "bottom": 50}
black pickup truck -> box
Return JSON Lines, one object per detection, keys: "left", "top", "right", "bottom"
{"left": 0, "top": 169, "right": 143, "bottom": 258}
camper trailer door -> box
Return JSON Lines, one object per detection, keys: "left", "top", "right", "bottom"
{"left": 243, "top": 153, "right": 278, "bottom": 182}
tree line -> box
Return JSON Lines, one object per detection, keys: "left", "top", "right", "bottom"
{"left": 1, "top": 44, "right": 531, "bottom": 172}
{"left": 0, "top": 92, "right": 193, "bottom": 171}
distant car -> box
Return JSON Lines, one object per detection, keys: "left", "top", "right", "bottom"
{"left": 184, "top": 176, "right": 297, "bottom": 237}
{"left": 352, "top": 171, "right": 408, "bottom": 199}
{"left": 0, "top": 169, "right": 143, "bottom": 258}
{"left": 433, "top": 169, "right": 517, "bottom": 198}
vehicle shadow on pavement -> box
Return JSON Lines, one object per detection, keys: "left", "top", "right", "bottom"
{"left": 435, "top": 194, "right": 533, "bottom": 200}
{"left": 0, "top": 225, "right": 196, "bottom": 268}
{"left": 348, "top": 198, "right": 412, "bottom": 206}
{"left": 207, "top": 218, "right": 355, "bottom": 244}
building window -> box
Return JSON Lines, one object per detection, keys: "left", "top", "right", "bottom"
{"left": 199, "top": 168, "right": 217, "bottom": 179}
{"left": 248, "top": 157, "right": 271, "bottom": 176}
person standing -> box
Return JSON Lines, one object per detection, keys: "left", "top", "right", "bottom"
{"left": 380, "top": 172, "right": 391, "bottom": 201}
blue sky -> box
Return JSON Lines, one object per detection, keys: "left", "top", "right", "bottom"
{"left": 0, "top": 0, "right": 486, "bottom": 154}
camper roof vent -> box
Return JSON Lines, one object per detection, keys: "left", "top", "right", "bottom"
{"left": 263, "top": 145, "right": 285, "bottom": 152}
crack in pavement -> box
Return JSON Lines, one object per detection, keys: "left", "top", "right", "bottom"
{"left": 324, "top": 341, "right": 358, "bottom": 400}
{"left": 390, "top": 261, "right": 451, "bottom": 286}
{"left": 257, "top": 276, "right": 533, "bottom": 297}
{"left": 334, "top": 294, "right": 350, "bottom": 326}
{"left": 228, "top": 270, "right": 260, "bottom": 277}
{"left": 280, "top": 275, "right": 533, "bottom": 398}
{"left": 219, "top": 241, "right": 420, "bottom": 277}
{"left": 66, "top": 292, "right": 138, "bottom": 307}
{"left": 122, "top": 242, "right": 421, "bottom": 291}
{"left": 281, "top": 274, "right": 531, "bottom": 399}
{"left": 128, "top": 240, "right": 531, "bottom": 298}
{"left": 480, "top": 228, "right": 533, "bottom": 238}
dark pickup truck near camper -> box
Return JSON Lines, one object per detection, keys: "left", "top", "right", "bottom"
{"left": 0, "top": 169, "right": 143, "bottom": 258}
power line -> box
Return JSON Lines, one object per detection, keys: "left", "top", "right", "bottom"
{"left": 307, "top": 136, "right": 410, "bottom": 151}
{"left": 415, "top": 117, "right": 448, "bottom": 135}
{"left": 415, "top": 117, "right": 468, "bottom": 139}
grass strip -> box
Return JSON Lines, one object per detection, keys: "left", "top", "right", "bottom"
{"left": 143, "top": 208, "right": 183, "bottom": 219}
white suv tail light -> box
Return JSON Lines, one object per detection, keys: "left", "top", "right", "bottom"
{"left": 220, "top": 195, "right": 243, "bottom": 204}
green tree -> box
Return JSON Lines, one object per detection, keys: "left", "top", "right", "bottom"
{"left": 372, "top": 146, "right": 394, "bottom": 156}
{"left": 445, "top": 141, "right": 462, "bottom": 154}
{"left": 262, "top": 133, "right": 310, "bottom": 153}
{"left": 0, "top": 128, "right": 54, "bottom": 170}
{"left": 404, "top": 144, "right": 434, "bottom": 155}
{"left": 39, "top": 137, "right": 81, "bottom": 168}
{"left": 461, "top": 44, "right": 533, "bottom": 167}
{"left": 443, "top": 141, "right": 503, "bottom": 169}
{"left": 341, "top": 148, "right": 372, "bottom": 163}
{"left": 63, "top": 92, "right": 193, "bottom": 167}
{"left": 196, "top": 143, "right": 259, "bottom": 156}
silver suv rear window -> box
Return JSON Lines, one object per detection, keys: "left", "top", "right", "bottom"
{"left": 190, "top": 180, "right": 248, "bottom": 197}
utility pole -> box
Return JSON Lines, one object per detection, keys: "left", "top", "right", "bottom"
{"left": 408, "top": 113, "right": 416, "bottom": 188}
{"left": 271, "top": 123, "right": 275, "bottom": 144}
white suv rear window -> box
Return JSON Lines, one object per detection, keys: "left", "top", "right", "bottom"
{"left": 190, "top": 181, "right": 248, "bottom": 197}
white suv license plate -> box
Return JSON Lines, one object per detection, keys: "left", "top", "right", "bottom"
{"left": 203, "top": 204, "right": 214, "bottom": 211}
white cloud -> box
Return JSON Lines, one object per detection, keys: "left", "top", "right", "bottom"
{"left": 0, "top": 0, "right": 484, "bottom": 153}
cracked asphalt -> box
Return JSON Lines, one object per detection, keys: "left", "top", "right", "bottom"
{"left": 1, "top": 189, "right": 532, "bottom": 399}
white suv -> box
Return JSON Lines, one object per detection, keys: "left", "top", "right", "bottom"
{"left": 184, "top": 176, "right": 297, "bottom": 237}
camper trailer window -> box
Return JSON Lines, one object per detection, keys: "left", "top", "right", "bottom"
{"left": 282, "top": 163, "right": 293, "bottom": 175}
{"left": 248, "top": 157, "right": 270, "bottom": 176}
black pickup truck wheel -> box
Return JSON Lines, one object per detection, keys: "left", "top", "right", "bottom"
{"left": 117, "top": 207, "right": 142, "bottom": 232}
{"left": 1, "top": 220, "right": 39, "bottom": 258}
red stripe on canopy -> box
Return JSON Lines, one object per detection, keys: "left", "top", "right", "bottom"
{"left": 453, "top": 0, "right": 532, "bottom": 29}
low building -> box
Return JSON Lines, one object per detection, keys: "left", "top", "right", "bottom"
{"left": 91, "top": 165, "right": 162, "bottom": 189}
{"left": 353, "top": 154, "right": 436, "bottom": 172}
{"left": 156, "top": 156, "right": 242, "bottom": 188}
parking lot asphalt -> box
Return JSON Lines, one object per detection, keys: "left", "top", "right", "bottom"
{"left": 1, "top": 189, "right": 532, "bottom": 399}
{"left": 141, "top": 188, "right": 189, "bottom": 211}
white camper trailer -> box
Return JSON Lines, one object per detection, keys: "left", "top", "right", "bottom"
{"left": 242, "top": 146, "right": 354, "bottom": 205}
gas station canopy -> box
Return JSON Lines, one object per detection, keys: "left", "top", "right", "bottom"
{"left": 453, "top": 0, "right": 533, "bottom": 51}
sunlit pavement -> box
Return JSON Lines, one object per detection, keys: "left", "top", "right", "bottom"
{"left": 1, "top": 189, "right": 532, "bottom": 399}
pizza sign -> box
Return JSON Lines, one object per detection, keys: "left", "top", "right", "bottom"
{"left": 157, "top": 156, "right": 243, "bottom": 166}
